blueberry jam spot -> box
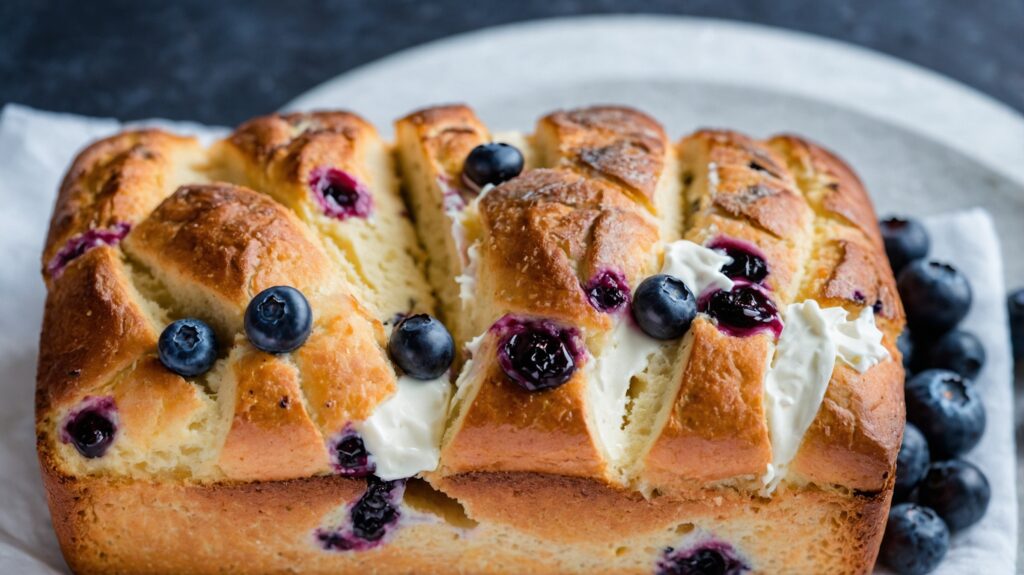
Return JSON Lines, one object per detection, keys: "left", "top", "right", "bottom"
{"left": 708, "top": 237, "right": 769, "bottom": 284}
{"left": 493, "top": 315, "right": 585, "bottom": 392}
{"left": 46, "top": 222, "right": 131, "bottom": 278}
{"left": 331, "top": 427, "right": 375, "bottom": 477}
{"left": 60, "top": 396, "right": 118, "bottom": 459}
{"left": 309, "top": 167, "right": 373, "bottom": 220}
{"left": 315, "top": 476, "right": 405, "bottom": 552}
{"left": 700, "top": 284, "right": 783, "bottom": 338}
{"left": 657, "top": 541, "right": 749, "bottom": 575}
{"left": 438, "top": 175, "right": 468, "bottom": 212}
{"left": 584, "top": 269, "right": 631, "bottom": 313}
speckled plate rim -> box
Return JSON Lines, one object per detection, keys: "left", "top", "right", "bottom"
{"left": 285, "top": 14, "right": 1024, "bottom": 189}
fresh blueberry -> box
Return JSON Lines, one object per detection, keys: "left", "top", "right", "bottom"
{"left": 388, "top": 314, "right": 454, "bottom": 380}
{"left": 656, "top": 542, "right": 748, "bottom": 575}
{"left": 244, "top": 286, "right": 313, "bottom": 354}
{"left": 905, "top": 370, "right": 985, "bottom": 459}
{"left": 898, "top": 330, "right": 914, "bottom": 371}
{"left": 895, "top": 423, "right": 930, "bottom": 502}
{"left": 350, "top": 476, "right": 402, "bottom": 542}
{"left": 880, "top": 216, "right": 930, "bottom": 274}
{"left": 923, "top": 329, "right": 985, "bottom": 380}
{"left": 62, "top": 397, "right": 117, "bottom": 459}
{"left": 158, "top": 318, "right": 218, "bottom": 377}
{"left": 496, "top": 318, "right": 582, "bottom": 392}
{"left": 917, "top": 459, "right": 990, "bottom": 532}
{"left": 1009, "top": 288, "right": 1024, "bottom": 359}
{"left": 332, "top": 428, "right": 374, "bottom": 477}
{"left": 897, "top": 260, "right": 972, "bottom": 336}
{"left": 584, "top": 269, "right": 630, "bottom": 313}
{"left": 462, "top": 143, "right": 524, "bottom": 190}
{"left": 701, "top": 285, "right": 782, "bottom": 338}
{"left": 880, "top": 503, "right": 949, "bottom": 575}
{"left": 632, "top": 275, "right": 697, "bottom": 340}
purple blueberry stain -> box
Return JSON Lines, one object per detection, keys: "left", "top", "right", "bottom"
{"left": 330, "top": 426, "right": 375, "bottom": 478}
{"left": 60, "top": 396, "right": 118, "bottom": 459}
{"left": 309, "top": 167, "right": 373, "bottom": 220}
{"left": 492, "top": 315, "right": 585, "bottom": 392}
{"left": 707, "top": 236, "right": 769, "bottom": 285}
{"left": 584, "top": 269, "right": 631, "bottom": 313}
{"left": 699, "top": 283, "right": 783, "bottom": 339}
{"left": 47, "top": 222, "right": 132, "bottom": 279}
{"left": 315, "top": 476, "right": 406, "bottom": 552}
{"left": 437, "top": 175, "right": 468, "bottom": 212}
{"left": 657, "top": 540, "right": 749, "bottom": 575}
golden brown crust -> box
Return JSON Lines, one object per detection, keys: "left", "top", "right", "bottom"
{"left": 398, "top": 104, "right": 491, "bottom": 180}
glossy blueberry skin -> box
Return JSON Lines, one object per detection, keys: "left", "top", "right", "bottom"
{"left": 350, "top": 476, "right": 402, "bottom": 541}
{"left": 897, "top": 260, "right": 972, "bottom": 336}
{"left": 462, "top": 143, "right": 524, "bottom": 189}
{"left": 244, "top": 286, "right": 313, "bottom": 354}
{"left": 917, "top": 459, "right": 991, "bottom": 532}
{"left": 880, "top": 216, "right": 930, "bottom": 274}
{"left": 880, "top": 503, "right": 950, "bottom": 575}
{"left": 632, "top": 274, "right": 697, "bottom": 340}
{"left": 157, "top": 318, "right": 218, "bottom": 377}
{"left": 895, "top": 423, "right": 930, "bottom": 502}
{"left": 923, "top": 329, "right": 986, "bottom": 380}
{"left": 584, "top": 269, "right": 630, "bottom": 313}
{"left": 1009, "top": 288, "right": 1024, "bottom": 359}
{"left": 332, "top": 428, "right": 375, "bottom": 477}
{"left": 700, "top": 284, "right": 782, "bottom": 338}
{"left": 905, "top": 370, "right": 986, "bottom": 459}
{"left": 897, "top": 330, "right": 914, "bottom": 371}
{"left": 388, "top": 314, "right": 455, "bottom": 380}
{"left": 63, "top": 398, "right": 118, "bottom": 459}
{"left": 498, "top": 320, "right": 580, "bottom": 392}
{"left": 709, "top": 237, "right": 770, "bottom": 284}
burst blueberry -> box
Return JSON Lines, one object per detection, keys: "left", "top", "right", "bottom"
{"left": 657, "top": 542, "right": 748, "bottom": 575}
{"left": 709, "top": 238, "right": 769, "bottom": 284}
{"left": 158, "top": 318, "right": 218, "bottom": 377}
{"left": 332, "top": 428, "right": 374, "bottom": 477}
{"left": 905, "top": 369, "right": 985, "bottom": 458}
{"left": 879, "top": 216, "right": 930, "bottom": 274}
{"left": 350, "top": 476, "right": 402, "bottom": 541}
{"left": 62, "top": 397, "right": 117, "bottom": 459}
{"left": 917, "top": 459, "right": 990, "bottom": 532}
{"left": 496, "top": 317, "right": 582, "bottom": 392}
{"left": 880, "top": 503, "right": 949, "bottom": 575}
{"left": 701, "top": 285, "right": 782, "bottom": 338}
{"left": 462, "top": 143, "right": 524, "bottom": 190}
{"left": 584, "top": 269, "right": 630, "bottom": 313}
{"left": 632, "top": 275, "right": 697, "bottom": 340}
{"left": 244, "top": 286, "right": 313, "bottom": 354}
{"left": 309, "top": 167, "right": 373, "bottom": 220}
{"left": 388, "top": 314, "right": 454, "bottom": 380}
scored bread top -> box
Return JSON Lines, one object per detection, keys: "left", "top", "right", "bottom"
{"left": 37, "top": 104, "right": 904, "bottom": 501}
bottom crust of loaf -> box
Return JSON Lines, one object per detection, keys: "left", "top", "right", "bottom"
{"left": 42, "top": 454, "right": 889, "bottom": 575}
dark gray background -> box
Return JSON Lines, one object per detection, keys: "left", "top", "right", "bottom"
{"left": 1, "top": 0, "right": 1022, "bottom": 125}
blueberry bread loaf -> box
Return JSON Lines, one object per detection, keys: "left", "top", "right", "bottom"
{"left": 37, "top": 105, "right": 904, "bottom": 574}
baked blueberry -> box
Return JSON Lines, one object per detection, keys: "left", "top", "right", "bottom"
{"left": 701, "top": 285, "right": 782, "bottom": 338}
{"left": 895, "top": 423, "right": 930, "bottom": 502}
{"left": 332, "top": 428, "right": 374, "bottom": 477}
{"left": 62, "top": 397, "right": 117, "bottom": 459}
{"left": 880, "top": 216, "right": 930, "bottom": 274}
{"left": 905, "top": 370, "right": 985, "bottom": 459}
{"left": 924, "top": 329, "right": 985, "bottom": 380}
{"left": 657, "top": 542, "right": 748, "bottom": 575}
{"left": 244, "top": 286, "right": 313, "bottom": 354}
{"left": 462, "top": 143, "right": 524, "bottom": 190}
{"left": 1009, "top": 288, "right": 1024, "bottom": 359}
{"left": 496, "top": 317, "right": 582, "bottom": 392}
{"left": 898, "top": 330, "right": 914, "bottom": 371}
{"left": 158, "top": 318, "right": 218, "bottom": 377}
{"left": 388, "top": 314, "right": 454, "bottom": 380}
{"left": 917, "top": 459, "right": 990, "bottom": 532}
{"left": 632, "top": 274, "right": 697, "bottom": 340}
{"left": 350, "top": 476, "right": 402, "bottom": 542}
{"left": 880, "top": 503, "right": 949, "bottom": 575}
{"left": 898, "top": 260, "right": 972, "bottom": 336}
{"left": 709, "top": 238, "right": 769, "bottom": 284}
{"left": 584, "top": 269, "right": 630, "bottom": 313}
{"left": 46, "top": 222, "right": 132, "bottom": 279}
{"left": 309, "top": 167, "right": 373, "bottom": 220}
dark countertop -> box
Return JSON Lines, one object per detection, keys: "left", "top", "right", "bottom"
{"left": 2, "top": 0, "right": 1022, "bottom": 125}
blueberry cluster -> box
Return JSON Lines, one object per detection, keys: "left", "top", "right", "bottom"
{"left": 880, "top": 216, "right": 993, "bottom": 575}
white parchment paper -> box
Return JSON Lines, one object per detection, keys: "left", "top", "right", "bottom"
{"left": 0, "top": 104, "right": 1015, "bottom": 573}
